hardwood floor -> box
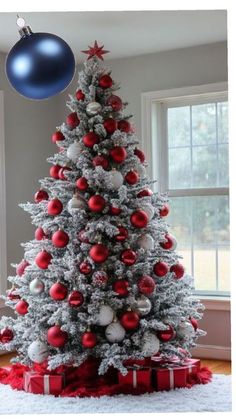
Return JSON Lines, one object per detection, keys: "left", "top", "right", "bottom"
{"left": 0, "top": 353, "right": 231, "bottom": 374}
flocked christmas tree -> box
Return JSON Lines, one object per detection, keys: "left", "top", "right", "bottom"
{"left": 0, "top": 41, "right": 205, "bottom": 377}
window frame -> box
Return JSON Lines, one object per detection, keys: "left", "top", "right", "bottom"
{"left": 0, "top": 91, "right": 7, "bottom": 296}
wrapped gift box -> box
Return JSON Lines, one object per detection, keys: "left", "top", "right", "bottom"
{"left": 152, "top": 359, "right": 201, "bottom": 391}
{"left": 118, "top": 365, "right": 152, "bottom": 389}
{"left": 23, "top": 371, "right": 64, "bottom": 396}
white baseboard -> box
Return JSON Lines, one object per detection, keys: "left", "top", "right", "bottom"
{"left": 191, "top": 344, "right": 231, "bottom": 361}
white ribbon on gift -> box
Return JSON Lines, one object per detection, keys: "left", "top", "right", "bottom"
{"left": 132, "top": 370, "right": 137, "bottom": 388}
{"left": 168, "top": 368, "right": 174, "bottom": 390}
{"left": 44, "top": 375, "right": 50, "bottom": 394}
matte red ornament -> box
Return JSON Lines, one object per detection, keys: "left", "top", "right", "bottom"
{"left": 68, "top": 290, "right": 84, "bottom": 307}
{"left": 51, "top": 131, "right": 64, "bottom": 143}
{"left": 109, "top": 206, "right": 122, "bottom": 216}
{"left": 15, "top": 300, "right": 28, "bottom": 315}
{"left": 82, "top": 40, "right": 109, "bottom": 61}
{"left": 76, "top": 89, "right": 85, "bottom": 101}
{"left": 130, "top": 210, "right": 148, "bottom": 228}
{"left": 49, "top": 282, "right": 68, "bottom": 300}
{"left": 77, "top": 229, "right": 89, "bottom": 243}
{"left": 113, "top": 279, "right": 129, "bottom": 297}
{"left": 99, "top": 74, "right": 113, "bottom": 88}
{"left": 120, "top": 249, "right": 137, "bottom": 266}
{"left": 83, "top": 132, "right": 100, "bottom": 148}
{"left": 92, "top": 155, "right": 109, "bottom": 170}
{"left": 190, "top": 317, "right": 198, "bottom": 331}
{"left": 76, "top": 177, "right": 89, "bottom": 191}
{"left": 107, "top": 95, "right": 122, "bottom": 112}
{"left": 125, "top": 170, "right": 139, "bottom": 185}
{"left": 81, "top": 331, "right": 97, "bottom": 348}
{"left": 66, "top": 112, "right": 80, "bottom": 129}
{"left": 159, "top": 204, "right": 170, "bottom": 217}
{"left": 47, "top": 325, "right": 68, "bottom": 348}
{"left": 153, "top": 261, "right": 169, "bottom": 277}
{"left": 7, "top": 288, "right": 20, "bottom": 301}
{"left": 34, "top": 190, "right": 49, "bottom": 203}
{"left": 114, "top": 226, "right": 128, "bottom": 242}
{"left": 120, "top": 311, "right": 140, "bottom": 330}
{"left": 109, "top": 146, "right": 127, "bottom": 163}
{"left": 134, "top": 148, "right": 145, "bottom": 163}
{"left": 137, "top": 188, "right": 153, "bottom": 198}
{"left": 103, "top": 118, "right": 117, "bottom": 134}
{"left": 58, "top": 167, "right": 71, "bottom": 180}
{"left": 52, "top": 230, "right": 69, "bottom": 248}
{"left": 35, "top": 250, "right": 52, "bottom": 269}
{"left": 0, "top": 328, "right": 14, "bottom": 343}
{"left": 79, "top": 261, "right": 92, "bottom": 275}
{"left": 92, "top": 271, "right": 109, "bottom": 286}
{"left": 16, "top": 259, "right": 29, "bottom": 276}
{"left": 160, "top": 234, "right": 175, "bottom": 250}
{"left": 157, "top": 325, "right": 175, "bottom": 342}
{"left": 137, "top": 275, "right": 155, "bottom": 295}
{"left": 89, "top": 243, "right": 109, "bottom": 263}
{"left": 170, "top": 263, "right": 185, "bottom": 279}
{"left": 118, "top": 120, "right": 131, "bottom": 133}
{"left": 49, "top": 164, "right": 61, "bottom": 179}
{"left": 47, "top": 198, "right": 63, "bottom": 216}
{"left": 88, "top": 195, "right": 106, "bottom": 213}
{"left": 35, "top": 227, "right": 47, "bottom": 241}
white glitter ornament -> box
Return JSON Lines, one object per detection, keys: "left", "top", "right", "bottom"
{"left": 68, "top": 194, "right": 87, "bottom": 214}
{"left": 107, "top": 170, "right": 123, "bottom": 190}
{"left": 136, "top": 164, "right": 146, "bottom": 178}
{"left": 134, "top": 295, "right": 152, "bottom": 316}
{"left": 142, "top": 205, "right": 155, "bottom": 221}
{"left": 29, "top": 278, "right": 44, "bottom": 295}
{"left": 137, "top": 233, "right": 154, "bottom": 250}
{"left": 66, "top": 142, "right": 82, "bottom": 162}
{"left": 105, "top": 321, "right": 126, "bottom": 342}
{"left": 142, "top": 331, "right": 160, "bottom": 356}
{"left": 96, "top": 305, "right": 114, "bottom": 326}
{"left": 86, "top": 102, "right": 102, "bottom": 116}
{"left": 28, "top": 341, "right": 49, "bottom": 363}
{"left": 176, "top": 321, "right": 195, "bottom": 339}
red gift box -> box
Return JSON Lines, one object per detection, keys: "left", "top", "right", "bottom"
{"left": 153, "top": 359, "right": 201, "bottom": 391}
{"left": 23, "top": 371, "right": 64, "bottom": 396}
{"left": 118, "top": 365, "right": 151, "bottom": 389}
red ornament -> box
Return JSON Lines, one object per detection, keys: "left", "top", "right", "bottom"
{"left": 137, "top": 275, "right": 155, "bottom": 295}
{"left": 35, "top": 250, "right": 52, "bottom": 269}
{"left": 83, "top": 132, "right": 100, "bottom": 148}
{"left": 125, "top": 170, "right": 139, "bottom": 185}
{"left": 109, "top": 146, "right": 127, "bottom": 163}
{"left": 153, "top": 261, "right": 169, "bottom": 277}
{"left": 92, "top": 271, "right": 109, "bottom": 286}
{"left": 89, "top": 243, "right": 109, "bottom": 263}
{"left": 109, "top": 206, "right": 122, "bottom": 216}
{"left": 16, "top": 259, "right": 29, "bottom": 276}
{"left": 47, "top": 198, "right": 63, "bottom": 216}
{"left": 35, "top": 227, "right": 47, "bottom": 241}
{"left": 137, "top": 188, "right": 153, "bottom": 198}
{"left": 120, "top": 311, "right": 140, "bottom": 330}
{"left": 68, "top": 290, "right": 84, "bottom": 307}
{"left": 190, "top": 317, "right": 198, "bottom": 331}
{"left": 76, "top": 89, "right": 85, "bottom": 101}
{"left": 15, "top": 300, "right": 28, "bottom": 315}
{"left": 47, "top": 325, "right": 68, "bottom": 348}
{"left": 103, "top": 118, "right": 117, "bottom": 134}
{"left": 107, "top": 95, "right": 122, "bottom": 112}
{"left": 66, "top": 112, "right": 80, "bottom": 129}
{"left": 170, "top": 263, "right": 185, "bottom": 279}
{"left": 88, "top": 194, "right": 106, "bottom": 213}
{"left": 7, "top": 288, "right": 20, "bottom": 301}
{"left": 77, "top": 229, "right": 89, "bottom": 243}
{"left": 82, "top": 40, "right": 109, "bottom": 61}
{"left": 34, "top": 190, "right": 49, "bottom": 203}
{"left": 92, "top": 155, "right": 109, "bottom": 170}
{"left": 81, "top": 331, "right": 97, "bottom": 348}
{"left": 120, "top": 249, "right": 137, "bottom": 266}
{"left": 58, "top": 167, "right": 71, "bottom": 180}
{"left": 51, "top": 131, "right": 64, "bottom": 143}
{"left": 49, "top": 164, "right": 61, "bottom": 179}
{"left": 134, "top": 148, "right": 145, "bottom": 163}
{"left": 79, "top": 261, "right": 92, "bottom": 275}
{"left": 160, "top": 234, "right": 175, "bottom": 250}
{"left": 157, "top": 325, "right": 175, "bottom": 342}
{"left": 52, "top": 230, "right": 69, "bottom": 248}
{"left": 99, "top": 74, "right": 113, "bottom": 89}
{"left": 0, "top": 328, "right": 14, "bottom": 343}
{"left": 76, "top": 177, "right": 89, "bottom": 191}
{"left": 118, "top": 120, "right": 131, "bottom": 133}
{"left": 49, "top": 282, "right": 68, "bottom": 300}
{"left": 130, "top": 210, "right": 148, "bottom": 228}
{"left": 113, "top": 280, "right": 129, "bottom": 297}
{"left": 159, "top": 204, "right": 170, "bottom": 217}
{"left": 115, "top": 226, "right": 128, "bottom": 242}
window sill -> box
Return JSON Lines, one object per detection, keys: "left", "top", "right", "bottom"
{"left": 198, "top": 296, "right": 230, "bottom": 311}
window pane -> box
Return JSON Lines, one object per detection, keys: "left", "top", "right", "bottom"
{"left": 192, "top": 145, "right": 217, "bottom": 187}
{"left": 218, "top": 246, "right": 230, "bottom": 291}
{"left": 218, "top": 101, "right": 228, "bottom": 143}
{"left": 194, "top": 247, "right": 216, "bottom": 291}
{"left": 169, "top": 147, "right": 191, "bottom": 189}
{"left": 192, "top": 103, "right": 216, "bottom": 145}
{"left": 218, "top": 143, "right": 229, "bottom": 187}
{"left": 168, "top": 106, "right": 190, "bottom": 147}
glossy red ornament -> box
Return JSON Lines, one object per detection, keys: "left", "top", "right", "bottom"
{"left": 190, "top": 317, "right": 198, "bottom": 331}
{"left": 99, "top": 74, "right": 113, "bottom": 88}
{"left": 52, "top": 230, "right": 69, "bottom": 248}
{"left": 92, "top": 155, "right": 109, "bottom": 170}
{"left": 58, "top": 167, "right": 71, "bottom": 180}
{"left": 34, "top": 190, "right": 49, "bottom": 203}
{"left": 51, "top": 131, "right": 64, "bottom": 143}
{"left": 47, "top": 198, "right": 63, "bottom": 216}
{"left": 113, "top": 279, "right": 129, "bottom": 297}
{"left": 89, "top": 243, "right": 109, "bottom": 263}
{"left": 49, "top": 282, "right": 68, "bottom": 300}
{"left": 7, "top": 288, "right": 20, "bottom": 301}
{"left": 79, "top": 261, "right": 92, "bottom": 275}
{"left": 77, "top": 229, "right": 89, "bottom": 243}
{"left": 118, "top": 119, "right": 131, "bottom": 133}
{"left": 76, "top": 177, "right": 89, "bottom": 191}
{"left": 15, "top": 300, "right": 28, "bottom": 315}
{"left": 137, "top": 188, "right": 153, "bottom": 198}
{"left": 170, "top": 263, "right": 185, "bottom": 279}
{"left": 47, "top": 325, "right": 68, "bottom": 348}
{"left": 81, "top": 331, "right": 97, "bottom": 348}
{"left": 134, "top": 148, "right": 145, "bottom": 163}
{"left": 68, "top": 290, "right": 84, "bottom": 307}
{"left": 103, "top": 118, "right": 117, "bottom": 134}
{"left": 125, "top": 170, "right": 139, "bottom": 185}
{"left": 16, "top": 259, "right": 29, "bottom": 276}
{"left": 120, "top": 249, "right": 137, "bottom": 266}
{"left": 114, "top": 226, "right": 128, "bottom": 242}
{"left": 88, "top": 195, "right": 106, "bottom": 213}
{"left": 35, "top": 227, "right": 47, "bottom": 241}
{"left": 35, "top": 250, "right": 52, "bottom": 269}
{"left": 109, "top": 205, "right": 122, "bottom": 216}
{"left": 76, "top": 89, "right": 85, "bottom": 101}
{"left": 130, "top": 210, "right": 148, "bottom": 228}
{"left": 49, "top": 164, "right": 61, "bottom": 179}
{"left": 137, "top": 275, "right": 155, "bottom": 295}
{"left": 83, "top": 132, "right": 100, "bottom": 148}
{"left": 0, "top": 327, "right": 14, "bottom": 343}
{"left": 66, "top": 112, "right": 80, "bottom": 129}
{"left": 157, "top": 325, "right": 175, "bottom": 342}
{"left": 92, "top": 271, "right": 109, "bottom": 286}
{"left": 120, "top": 311, "right": 140, "bottom": 330}
{"left": 159, "top": 204, "right": 170, "bottom": 217}
{"left": 109, "top": 146, "right": 127, "bottom": 163}
{"left": 153, "top": 261, "right": 169, "bottom": 277}
{"left": 107, "top": 95, "right": 122, "bottom": 112}
{"left": 160, "top": 234, "right": 175, "bottom": 250}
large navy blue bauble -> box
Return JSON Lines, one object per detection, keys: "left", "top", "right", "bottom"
{"left": 6, "top": 32, "right": 75, "bottom": 100}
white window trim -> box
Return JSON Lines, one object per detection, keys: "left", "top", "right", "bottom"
{"left": 0, "top": 91, "right": 7, "bottom": 295}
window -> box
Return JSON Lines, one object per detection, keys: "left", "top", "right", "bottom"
{"left": 0, "top": 91, "right": 7, "bottom": 295}
{"left": 142, "top": 83, "right": 229, "bottom": 297}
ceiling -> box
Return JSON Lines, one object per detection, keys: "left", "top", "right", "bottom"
{"left": 0, "top": 10, "right": 227, "bottom": 60}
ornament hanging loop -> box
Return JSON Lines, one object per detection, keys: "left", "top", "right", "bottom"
{"left": 16, "top": 14, "right": 33, "bottom": 38}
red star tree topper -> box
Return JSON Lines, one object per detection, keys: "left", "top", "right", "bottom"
{"left": 82, "top": 40, "right": 109, "bottom": 60}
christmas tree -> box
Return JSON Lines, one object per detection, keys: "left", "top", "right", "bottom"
{"left": 0, "top": 41, "right": 205, "bottom": 380}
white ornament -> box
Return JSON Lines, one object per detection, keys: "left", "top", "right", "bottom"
{"left": 107, "top": 170, "right": 123, "bottom": 190}
{"left": 86, "top": 102, "right": 102, "bottom": 116}
{"left": 142, "top": 331, "right": 160, "bottom": 356}
{"left": 28, "top": 341, "right": 49, "bottom": 363}
{"left": 105, "top": 321, "right": 126, "bottom": 342}
{"left": 142, "top": 205, "right": 155, "bottom": 221}
{"left": 137, "top": 233, "right": 154, "bottom": 250}
{"left": 176, "top": 321, "right": 195, "bottom": 339}
{"left": 29, "top": 278, "right": 44, "bottom": 295}
{"left": 68, "top": 194, "right": 87, "bottom": 214}
{"left": 136, "top": 165, "right": 146, "bottom": 178}
{"left": 66, "top": 142, "right": 82, "bottom": 163}
{"left": 170, "top": 235, "right": 177, "bottom": 251}
{"left": 134, "top": 295, "right": 152, "bottom": 316}
{"left": 97, "top": 305, "right": 114, "bottom": 326}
